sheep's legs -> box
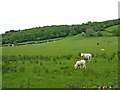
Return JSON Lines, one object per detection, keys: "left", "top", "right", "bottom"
{"left": 82, "top": 64, "right": 86, "bottom": 69}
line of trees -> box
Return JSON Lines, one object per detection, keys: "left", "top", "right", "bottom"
{"left": 1, "top": 19, "right": 120, "bottom": 44}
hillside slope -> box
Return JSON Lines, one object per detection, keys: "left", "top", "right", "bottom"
{"left": 2, "top": 35, "right": 118, "bottom": 88}
{"left": 101, "top": 25, "right": 119, "bottom": 36}
{"left": 2, "top": 34, "right": 118, "bottom": 56}
{"left": 1, "top": 19, "right": 119, "bottom": 45}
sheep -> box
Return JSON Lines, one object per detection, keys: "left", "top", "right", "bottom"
{"left": 101, "top": 49, "right": 105, "bottom": 51}
{"left": 74, "top": 60, "right": 86, "bottom": 69}
{"left": 81, "top": 53, "right": 92, "bottom": 61}
{"left": 99, "top": 85, "right": 111, "bottom": 90}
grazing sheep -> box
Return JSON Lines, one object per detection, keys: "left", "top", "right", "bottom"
{"left": 81, "top": 53, "right": 92, "bottom": 61}
{"left": 74, "top": 60, "right": 86, "bottom": 69}
{"left": 101, "top": 49, "right": 105, "bottom": 51}
{"left": 99, "top": 85, "right": 111, "bottom": 90}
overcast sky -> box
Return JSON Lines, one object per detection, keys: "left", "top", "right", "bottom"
{"left": 0, "top": 0, "right": 119, "bottom": 34}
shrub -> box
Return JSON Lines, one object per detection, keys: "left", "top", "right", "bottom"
{"left": 96, "top": 31, "right": 102, "bottom": 37}
{"left": 66, "top": 54, "right": 72, "bottom": 60}
{"left": 81, "top": 32, "right": 86, "bottom": 37}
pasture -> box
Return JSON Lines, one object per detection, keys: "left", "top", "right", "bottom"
{"left": 2, "top": 35, "right": 118, "bottom": 88}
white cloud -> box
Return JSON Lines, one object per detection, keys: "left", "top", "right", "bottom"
{"left": 0, "top": 0, "right": 119, "bottom": 34}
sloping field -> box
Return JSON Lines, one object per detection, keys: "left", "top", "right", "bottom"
{"left": 2, "top": 35, "right": 118, "bottom": 88}
{"left": 2, "top": 35, "right": 118, "bottom": 56}
{"left": 105, "top": 25, "right": 119, "bottom": 33}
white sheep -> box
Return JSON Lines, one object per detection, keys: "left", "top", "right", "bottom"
{"left": 101, "top": 49, "right": 105, "bottom": 51}
{"left": 74, "top": 60, "right": 86, "bottom": 69}
{"left": 81, "top": 53, "right": 92, "bottom": 61}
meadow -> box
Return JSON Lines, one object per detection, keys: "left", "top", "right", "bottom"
{"left": 2, "top": 34, "right": 118, "bottom": 88}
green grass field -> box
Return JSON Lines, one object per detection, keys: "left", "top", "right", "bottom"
{"left": 101, "top": 25, "right": 119, "bottom": 36}
{"left": 105, "top": 25, "right": 118, "bottom": 33}
{"left": 2, "top": 34, "right": 118, "bottom": 88}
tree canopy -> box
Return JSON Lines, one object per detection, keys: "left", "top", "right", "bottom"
{"left": 1, "top": 19, "right": 120, "bottom": 45}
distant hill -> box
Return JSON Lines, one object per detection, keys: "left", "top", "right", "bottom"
{"left": 100, "top": 25, "right": 119, "bottom": 36}
{"left": 105, "top": 25, "right": 119, "bottom": 35}
{"left": 1, "top": 19, "right": 120, "bottom": 45}
{"left": 106, "top": 25, "right": 118, "bottom": 32}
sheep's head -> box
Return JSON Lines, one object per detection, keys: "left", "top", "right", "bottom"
{"left": 74, "top": 64, "right": 77, "bottom": 69}
{"left": 81, "top": 53, "right": 84, "bottom": 57}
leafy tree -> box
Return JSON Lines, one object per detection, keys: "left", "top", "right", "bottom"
{"left": 1, "top": 19, "right": 119, "bottom": 44}
{"left": 13, "top": 40, "right": 18, "bottom": 46}
{"left": 96, "top": 31, "right": 102, "bottom": 37}
{"left": 85, "top": 28, "right": 95, "bottom": 36}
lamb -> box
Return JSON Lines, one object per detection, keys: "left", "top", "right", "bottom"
{"left": 74, "top": 60, "right": 86, "bottom": 69}
{"left": 81, "top": 53, "right": 92, "bottom": 61}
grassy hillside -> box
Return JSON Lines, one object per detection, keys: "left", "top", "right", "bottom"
{"left": 2, "top": 35, "right": 118, "bottom": 88}
{"left": 2, "top": 19, "right": 119, "bottom": 44}
{"left": 2, "top": 34, "right": 118, "bottom": 56}
{"left": 105, "top": 25, "right": 118, "bottom": 33}
{"left": 101, "top": 25, "right": 119, "bottom": 36}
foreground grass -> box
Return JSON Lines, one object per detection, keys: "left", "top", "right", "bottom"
{"left": 2, "top": 35, "right": 118, "bottom": 88}
{"left": 2, "top": 57, "right": 118, "bottom": 88}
